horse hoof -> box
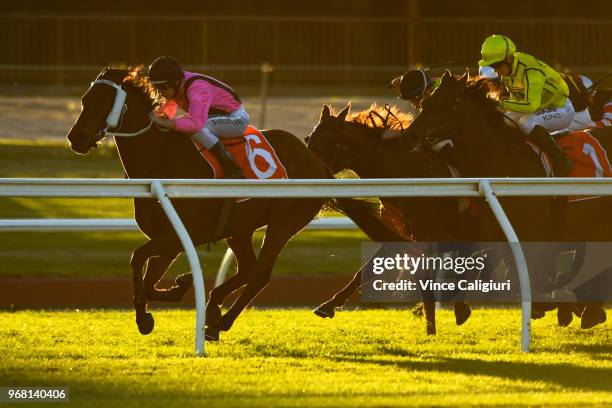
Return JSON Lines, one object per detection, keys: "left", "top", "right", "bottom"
{"left": 206, "top": 305, "right": 222, "bottom": 326}
{"left": 557, "top": 305, "right": 573, "bottom": 327}
{"left": 412, "top": 303, "right": 424, "bottom": 318}
{"left": 426, "top": 324, "right": 437, "bottom": 336}
{"left": 573, "top": 303, "right": 586, "bottom": 317}
{"left": 137, "top": 312, "right": 155, "bottom": 335}
{"left": 454, "top": 303, "right": 472, "bottom": 326}
{"left": 205, "top": 325, "right": 220, "bottom": 342}
{"left": 313, "top": 304, "right": 335, "bottom": 319}
{"left": 581, "top": 307, "right": 607, "bottom": 329}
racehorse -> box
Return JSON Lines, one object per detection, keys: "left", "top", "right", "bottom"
{"left": 405, "top": 71, "right": 610, "bottom": 327}
{"left": 306, "top": 104, "right": 479, "bottom": 335}
{"left": 66, "top": 67, "right": 398, "bottom": 341}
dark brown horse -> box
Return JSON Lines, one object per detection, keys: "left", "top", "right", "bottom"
{"left": 306, "top": 104, "right": 477, "bottom": 335}
{"left": 66, "top": 67, "right": 396, "bottom": 341}
{"left": 405, "top": 71, "right": 610, "bottom": 327}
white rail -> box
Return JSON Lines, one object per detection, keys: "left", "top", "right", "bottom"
{"left": 3, "top": 177, "right": 612, "bottom": 355}
{"left": 0, "top": 216, "right": 356, "bottom": 232}
{"left": 2, "top": 177, "right": 612, "bottom": 198}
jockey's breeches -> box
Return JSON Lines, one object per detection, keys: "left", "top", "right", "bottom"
{"left": 504, "top": 99, "right": 575, "bottom": 134}
{"left": 191, "top": 106, "right": 250, "bottom": 149}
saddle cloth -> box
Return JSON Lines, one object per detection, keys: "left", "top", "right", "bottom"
{"left": 557, "top": 130, "right": 612, "bottom": 201}
{"left": 193, "top": 125, "right": 288, "bottom": 180}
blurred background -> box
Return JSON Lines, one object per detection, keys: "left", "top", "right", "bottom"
{"left": 2, "top": 0, "right": 611, "bottom": 87}
{"left": 1, "top": 0, "right": 611, "bottom": 138}
{"left": 0, "top": 1, "right": 611, "bottom": 303}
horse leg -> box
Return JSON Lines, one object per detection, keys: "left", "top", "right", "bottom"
{"left": 206, "top": 230, "right": 257, "bottom": 326}
{"left": 130, "top": 240, "right": 158, "bottom": 335}
{"left": 581, "top": 302, "right": 607, "bottom": 329}
{"left": 208, "top": 201, "right": 322, "bottom": 340}
{"left": 314, "top": 269, "right": 361, "bottom": 319}
{"left": 207, "top": 227, "right": 288, "bottom": 339}
{"left": 423, "top": 300, "right": 437, "bottom": 335}
{"left": 143, "top": 249, "right": 191, "bottom": 302}
{"left": 557, "top": 303, "right": 574, "bottom": 327}
{"left": 454, "top": 302, "right": 472, "bottom": 326}
{"left": 314, "top": 243, "right": 395, "bottom": 318}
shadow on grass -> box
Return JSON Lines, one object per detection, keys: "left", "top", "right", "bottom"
{"left": 330, "top": 352, "right": 612, "bottom": 393}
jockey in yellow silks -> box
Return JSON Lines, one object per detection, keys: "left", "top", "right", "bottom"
{"left": 479, "top": 34, "right": 574, "bottom": 176}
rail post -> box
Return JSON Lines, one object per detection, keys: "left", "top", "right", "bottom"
{"left": 479, "top": 180, "right": 532, "bottom": 352}
{"left": 151, "top": 180, "right": 206, "bottom": 356}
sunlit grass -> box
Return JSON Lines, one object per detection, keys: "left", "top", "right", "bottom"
{"left": 0, "top": 308, "right": 609, "bottom": 407}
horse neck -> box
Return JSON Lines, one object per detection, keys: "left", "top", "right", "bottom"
{"left": 343, "top": 125, "right": 399, "bottom": 178}
{"left": 114, "top": 131, "right": 162, "bottom": 178}
{"left": 450, "top": 99, "right": 517, "bottom": 177}
{"left": 457, "top": 116, "right": 501, "bottom": 176}
{"left": 113, "top": 92, "right": 163, "bottom": 179}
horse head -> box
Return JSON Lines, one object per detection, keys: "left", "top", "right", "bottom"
{"left": 306, "top": 103, "right": 361, "bottom": 174}
{"left": 407, "top": 70, "right": 470, "bottom": 149}
{"left": 66, "top": 67, "right": 154, "bottom": 154}
{"left": 406, "top": 70, "right": 523, "bottom": 176}
{"left": 307, "top": 103, "right": 411, "bottom": 176}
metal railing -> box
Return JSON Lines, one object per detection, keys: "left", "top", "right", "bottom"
{"left": 3, "top": 177, "right": 612, "bottom": 355}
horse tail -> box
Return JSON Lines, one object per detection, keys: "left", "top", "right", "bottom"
{"left": 330, "top": 198, "right": 410, "bottom": 242}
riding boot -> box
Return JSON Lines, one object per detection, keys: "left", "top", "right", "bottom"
{"left": 209, "top": 141, "right": 245, "bottom": 179}
{"left": 528, "top": 125, "right": 573, "bottom": 177}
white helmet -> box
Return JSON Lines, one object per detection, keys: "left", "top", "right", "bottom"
{"left": 479, "top": 65, "right": 498, "bottom": 79}
{"left": 580, "top": 75, "right": 593, "bottom": 90}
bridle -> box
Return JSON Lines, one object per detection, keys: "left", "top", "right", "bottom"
{"left": 90, "top": 78, "right": 153, "bottom": 141}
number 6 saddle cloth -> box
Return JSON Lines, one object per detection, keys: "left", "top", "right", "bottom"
{"left": 193, "top": 125, "right": 288, "bottom": 180}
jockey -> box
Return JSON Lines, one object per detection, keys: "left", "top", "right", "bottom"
{"left": 390, "top": 69, "right": 440, "bottom": 111}
{"left": 581, "top": 75, "right": 612, "bottom": 128}
{"left": 588, "top": 84, "right": 612, "bottom": 128}
{"left": 563, "top": 74, "right": 593, "bottom": 131}
{"left": 391, "top": 66, "right": 498, "bottom": 110}
{"left": 479, "top": 34, "right": 574, "bottom": 176}
{"left": 148, "top": 56, "right": 246, "bottom": 178}
{"left": 559, "top": 75, "right": 612, "bottom": 131}
{"left": 384, "top": 69, "right": 441, "bottom": 140}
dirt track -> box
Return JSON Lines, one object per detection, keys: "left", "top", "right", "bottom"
{"left": 0, "top": 95, "right": 404, "bottom": 140}
{"left": 0, "top": 276, "right": 360, "bottom": 308}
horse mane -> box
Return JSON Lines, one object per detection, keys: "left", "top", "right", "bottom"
{"left": 462, "top": 77, "right": 524, "bottom": 137}
{"left": 121, "top": 65, "right": 161, "bottom": 112}
{"left": 348, "top": 104, "right": 414, "bottom": 131}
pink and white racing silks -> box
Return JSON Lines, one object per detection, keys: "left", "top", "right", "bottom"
{"left": 157, "top": 71, "right": 243, "bottom": 133}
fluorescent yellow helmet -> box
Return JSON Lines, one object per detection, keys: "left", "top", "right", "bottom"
{"left": 478, "top": 35, "right": 516, "bottom": 67}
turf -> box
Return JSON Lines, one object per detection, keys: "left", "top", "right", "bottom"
{"left": 0, "top": 308, "right": 610, "bottom": 407}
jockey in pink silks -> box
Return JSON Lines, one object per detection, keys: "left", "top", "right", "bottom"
{"left": 148, "top": 56, "right": 248, "bottom": 178}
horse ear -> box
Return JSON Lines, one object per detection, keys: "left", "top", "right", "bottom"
{"left": 441, "top": 70, "right": 453, "bottom": 83}
{"left": 337, "top": 103, "right": 351, "bottom": 121}
{"left": 96, "top": 66, "right": 110, "bottom": 79}
{"left": 321, "top": 105, "right": 331, "bottom": 121}
{"left": 459, "top": 71, "right": 469, "bottom": 86}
